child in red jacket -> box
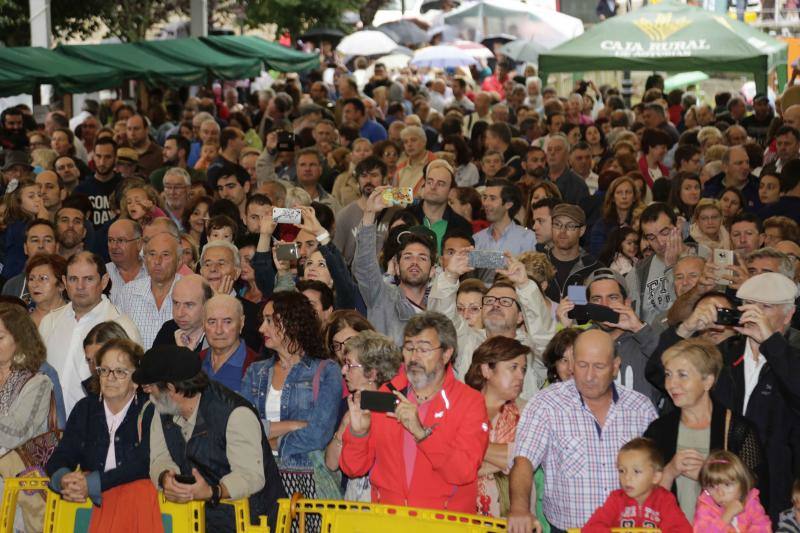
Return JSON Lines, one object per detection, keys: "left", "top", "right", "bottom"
{"left": 584, "top": 437, "right": 692, "bottom": 532}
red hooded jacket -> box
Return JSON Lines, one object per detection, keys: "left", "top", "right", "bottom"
{"left": 583, "top": 486, "right": 692, "bottom": 532}
{"left": 340, "top": 366, "right": 489, "bottom": 513}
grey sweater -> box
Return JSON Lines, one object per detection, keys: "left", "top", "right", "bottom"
{"left": 353, "top": 223, "right": 421, "bottom": 345}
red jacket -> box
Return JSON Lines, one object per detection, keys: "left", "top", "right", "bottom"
{"left": 637, "top": 154, "right": 669, "bottom": 189}
{"left": 583, "top": 486, "right": 692, "bottom": 533}
{"left": 340, "top": 366, "right": 489, "bottom": 513}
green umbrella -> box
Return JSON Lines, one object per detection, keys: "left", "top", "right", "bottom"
{"left": 538, "top": 0, "right": 788, "bottom": 94}
{"left": 499, "top": 39, "right": 549, "bottom": 64}
{"left": 664, "top": 71, "right": 709, "bottom": 92}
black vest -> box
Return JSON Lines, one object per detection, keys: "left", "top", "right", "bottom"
{"left": 161, "top": 381, "right": 285, "bottom": 532}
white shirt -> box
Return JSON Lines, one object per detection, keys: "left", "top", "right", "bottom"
{"left": 743, "top": 341, "right": 767, "bottom": 413}
{"left": 117, "top": 275, "right": 181, "bottom": 350}
{"left": 39, "top": 297, "right": 141, "bottom": 416}
{"left": 106, "top": 261, "right": 149, "bottom": 308}
{"left": 265, "top": 386, "right": 282, "bottom": 422}
{"left": 104, "top": 395, "right": 134, "bottom": 471}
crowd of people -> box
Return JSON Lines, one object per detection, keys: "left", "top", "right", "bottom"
{"left": 1, "top": 54, "right": 800, "bottom": 533}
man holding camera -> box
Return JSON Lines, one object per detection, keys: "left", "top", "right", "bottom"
{"left": 653, "top": 272, "right": 800, "bottom": 518}
{"left": 340, "top": 312, "right": 489, "bottom": 513}
{"left": 556, "top": 269, "right": 662, "bottom": 406}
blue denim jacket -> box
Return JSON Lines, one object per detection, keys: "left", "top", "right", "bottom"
{"left": 241, "top": 356, "right": 341, "bottom": 468}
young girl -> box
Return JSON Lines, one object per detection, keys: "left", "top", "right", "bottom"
{"left": 694, "top": 450, "right": 771, "bottom": 532}
{"left": 120, "top": 184, "right": 166, "bottom": 226}
{"left": 2, "top": 177, "right": 47, "bottom": 278}
{"left": 599, "top": 227, "right": 639, "bottom": 276}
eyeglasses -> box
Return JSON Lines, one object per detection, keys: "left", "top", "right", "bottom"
{"left": 482, "top": 296, "right": 518, "bottom": 308}
{"left": 457, "top": 304, "right": 482, "bottom": 313}
{"left": 97, "top": 367, "right": 133, "bottom": 379}
{"left": 332, "top": 336, "right": 355, "bottom": 353}
{"left": 551, "top": 221, "right": 582, "bottom": 232}
{"left": 402, "top": 343, "right": 442, "bottom": 356}
{"left": 698, "top": 214, "right": 721, "bottom": 223}
{"left": 164, "top": 184, "right": 188, "bottom": 191}
{"left": 343, "top": 362, "right": 363, "bottom": 371}
{"left": 108, "top": 237, "right": 140, "bottom": 246}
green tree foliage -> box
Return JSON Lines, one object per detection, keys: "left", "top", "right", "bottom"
{"left": 245, "top": 0, "right": 368, "bottom": 38}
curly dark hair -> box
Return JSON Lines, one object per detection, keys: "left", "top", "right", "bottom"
{"left": 267, "top": 291, "right": 325, "bottom": 358}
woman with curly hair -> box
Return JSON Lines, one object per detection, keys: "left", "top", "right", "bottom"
{"left": 241, "top": 291, "right": 342, "bottom": 501}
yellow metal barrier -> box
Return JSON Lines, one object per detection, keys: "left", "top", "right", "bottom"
{"left": 1, "top": 477, "right": 271, "bottom": 533}
{"left": 274, "top": 494, "right": 508, "bottom": 532}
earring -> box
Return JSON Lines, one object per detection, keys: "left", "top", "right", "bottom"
{"left": 12, "top": 353, "right": 25, "bottom": 366}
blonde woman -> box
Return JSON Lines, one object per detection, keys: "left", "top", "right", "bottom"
{"left": 689, "top": 198, "right": 731, "bottom": 253}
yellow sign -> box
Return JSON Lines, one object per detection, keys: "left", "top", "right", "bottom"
{"left": 634, "top": 13, "right": 691, "bottom": 41}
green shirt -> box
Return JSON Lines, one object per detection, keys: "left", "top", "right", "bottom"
{"left": 423, "top": 217, "right": 448, "bottom": 254}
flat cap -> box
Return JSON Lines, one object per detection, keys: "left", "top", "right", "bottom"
{"left": 551, "top": 203, "right": 586, "bottom": 226}
{"left": 736, "top": 272, "right": 798, "bottom": 305}
{"left": 116, "top": 147, "right": 139, "bottom": 163}
{"left": 132, "top": 346, "right": 201, "bottom": 385}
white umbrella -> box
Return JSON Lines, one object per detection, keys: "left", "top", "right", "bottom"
{"left": 411, "top": 45, "right": 477, "bottom": 69}
{"left": 336, "top": 30, "right": 398, "bottom": 56}
{"left": 452, "top": 40, "right": 494, "bottom": 59}
{"left": 374, "top": 53, "right": 411, "bottom": 71}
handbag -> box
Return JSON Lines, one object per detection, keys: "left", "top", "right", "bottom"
{"left": 3, "top": 389, "right": 61, "bottom": 500}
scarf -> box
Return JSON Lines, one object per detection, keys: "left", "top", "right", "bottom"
{"left": 0, "top": 369, "right": 33, "bottom": 416}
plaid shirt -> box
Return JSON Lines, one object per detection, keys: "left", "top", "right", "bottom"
{"left": 117, "top": 275, "right": 180, "bottom": 350}
{"left": 514, "top": 380, "right": 657, "bottom": 530}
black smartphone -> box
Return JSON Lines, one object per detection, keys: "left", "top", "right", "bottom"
{"left": 360, "top": 391, "right": 397, "bottom": 413}
{"left": 715, "top": 307, "right": 742, "bottom": 326}
{"left": 568, "top": 303, "right": 620, "bottom": 325}
{"left": 277, "top": 130, "right": 295, "bottom": 152}
{"left": 174, "top": 473, "right": 196, "bottom": 485}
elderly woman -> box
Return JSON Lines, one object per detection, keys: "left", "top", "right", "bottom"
{"left": 46, "top": 339, "right": 159, "bottom": 531}
{"left": 324, "top": 331, "right": 402, "bottom": 501}
{"left": 689, "top": 198, "right": 731, "bottom": 253}
{"left": 242, "top": 291, "right": 342, "bottom": 500}
{"left": 82, "top": 321, "right": 131, "bottom": 395}
{"left": 26, "top": 253, "right": 67, "bottom": 326}
{"left": 644, "top": 338, "right": 766, "bottom": 522}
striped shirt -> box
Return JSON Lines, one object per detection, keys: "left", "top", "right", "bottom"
{"left": 514, "top": 380, "right": 657, "bottom": 530}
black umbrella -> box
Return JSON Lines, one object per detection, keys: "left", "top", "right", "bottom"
{"left": 300, "top": 28, "right": 345, "bottom": 45}
{"left": 481, "top": 34, "right": 516, "bottom": 50}
{"left": 420, "top": 0, "right": 461, "bottom": 13}
{"left": 377, "top": 21, "right": 428, "bottom": 47}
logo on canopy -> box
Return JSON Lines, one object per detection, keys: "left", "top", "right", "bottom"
{"left": 633, "top": 14, "right": 691, "bottom": 41}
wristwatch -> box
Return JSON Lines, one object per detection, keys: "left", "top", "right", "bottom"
{"left": 416, "top": 426, "right": 433, "bottom": 443}
{"left": 210, "top": 484, "right": 221, "bottom": 507}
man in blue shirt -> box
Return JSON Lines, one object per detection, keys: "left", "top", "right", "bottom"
{"left": 342, "top": 97, "right": 387, "bottom": 143}
{"left": 474, "top": 178, "right": 537, "bottom": 256}
{"left": 200, "top": 294, "right": 257, "bottom": 393}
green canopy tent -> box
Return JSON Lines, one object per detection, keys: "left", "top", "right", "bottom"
{"left": 201, "top": 35, "right": 320, "bottom": 73}
{"left": 56, "top": 42, "right": 208, "bottom": 87}
{"left": 0, "top": 46, "right": 123, "bottom": 94}
{"left": 136, "top": 38, "right": 262, "bottom": 80}
{"left": 538, "top": 0, "right": 788, "bottom": 95}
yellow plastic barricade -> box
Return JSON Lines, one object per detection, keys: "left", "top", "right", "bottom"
{"left": 1, "top": 477, "right": 271, "bottom": 533}
{"left": 274, "top": 495, "right": 508, "bottom": 533}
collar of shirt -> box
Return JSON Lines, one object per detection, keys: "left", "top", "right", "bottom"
{"left": 575, "top": 380, "right": 620, "bottom": 407}
{"left": 104, "top": 394, "right": 134, "bottom": 435}
{"left": 69, "top": 295, "right": 111, "bottom": 324}
{"left": 744, "top": 341, "right": 767, "bottom": 379}
{"left": 490, "top": 220, "right": 518, "bottom": 241}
